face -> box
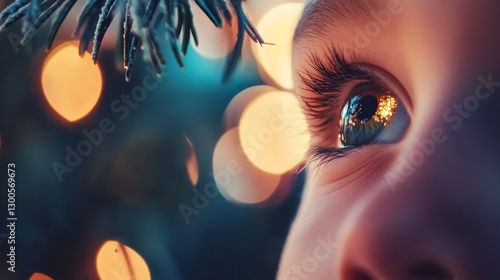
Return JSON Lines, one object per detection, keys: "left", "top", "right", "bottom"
{"left": 278, "top": 0, "right": 500, "bottom": 279}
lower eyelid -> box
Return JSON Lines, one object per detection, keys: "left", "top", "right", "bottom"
{"left": 309, "top": 142, "right": 396, "bottom": 168}
{"left": 307, "top": 144, "right": 398, "bottom": 188}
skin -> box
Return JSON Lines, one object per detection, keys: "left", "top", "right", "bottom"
{"left": 278, "top": 0, "right": 500, "bottom": 279}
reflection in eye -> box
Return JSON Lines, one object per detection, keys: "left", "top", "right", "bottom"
{"left": 339, "top": 83, "right": 409, "bottom": 147}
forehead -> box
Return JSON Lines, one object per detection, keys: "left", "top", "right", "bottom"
{"left": 293, "top": 0, "right": 500, "bottom": 70}
{"left": 294, "top": 0, "right": 499, "bottom": 45}
{"left": 294, "top": 0, "right": 383, "bottom": 43}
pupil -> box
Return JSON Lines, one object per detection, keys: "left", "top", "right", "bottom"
{"left": 356, "top": 95, "right": 378, "bottom": 123}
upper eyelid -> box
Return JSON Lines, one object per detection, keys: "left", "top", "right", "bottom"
{"left": 306, "top": 142, "right": 390, "bottom": 172}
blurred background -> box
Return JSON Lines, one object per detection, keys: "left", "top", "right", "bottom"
{"left": 0, "top": 0, "right": 310, "bottom": 279}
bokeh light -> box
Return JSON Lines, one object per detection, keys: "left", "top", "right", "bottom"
{"left": 29, "top": 273, "right": 53, "bottom": 280}
{"left": 223, "top": 85, "right": 277, "bottom": 130}
{"left": 96, "top": 240, "right": 151, "bottom": 280}
{"left": 238, "top": 90, "right": 310, "bottom": 174}
{"left": 185, "top": 136, "right": 199, "bottom": 186}
{"left": 190, "top": 0, "right": 237, "bottom": 58}
{"left": 213, "top": 128, "right": 281, "bottom": 204}
{"left": 41, "top": 41, "right": 102, "bottom": 122}
{"left": 251, "top": 3, "right": 304, "bottom": 90}
{"left": 243, "top": 0, "right": 303, "bottom": 24}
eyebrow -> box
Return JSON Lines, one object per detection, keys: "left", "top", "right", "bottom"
{"left": 293, "top": 0, "right": 378, "bottom": 44}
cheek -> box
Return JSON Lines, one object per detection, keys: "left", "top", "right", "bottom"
{"left": 278, "top": 148, "right": 397, "bottom": 279}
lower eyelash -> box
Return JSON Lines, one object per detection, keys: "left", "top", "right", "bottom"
{"left": 306, "top": 145, "right": 357, "bottom": 167}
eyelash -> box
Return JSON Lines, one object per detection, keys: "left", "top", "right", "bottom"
{"left": 298, "top": 47, "right": 391, "bottom": 164}
{"left": 305, "top": 146, "right": 356, "bottom": 168}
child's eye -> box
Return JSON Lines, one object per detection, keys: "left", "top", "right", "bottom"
{"left": 339, "top": 83, "right": 410, "bottom": 147}
{"left": 298, "top": 50, "right": 412, "bottom": 162}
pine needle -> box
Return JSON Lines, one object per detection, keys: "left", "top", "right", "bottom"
{"left": 0, "top": 0, "right": 265, "bottom": 81}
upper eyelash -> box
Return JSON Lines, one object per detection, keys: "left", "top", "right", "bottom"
{"left": 299, "top": 47, "right": 372, "bottom": 95}
{"left": 297, "top": 46, "right": 390, "bottom": 165}
{"left": 297, "top": 47, "right": 377, "bottom": 134}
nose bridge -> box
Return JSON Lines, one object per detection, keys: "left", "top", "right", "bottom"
{"left": 395, "top": 72, "right": 500, "bottom": 190}
{"left": 337, "top": 189, "right": 454, "bottom": 279}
